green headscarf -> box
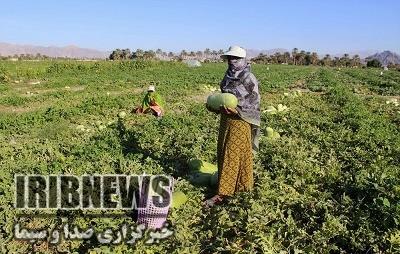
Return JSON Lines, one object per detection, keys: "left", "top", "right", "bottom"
{"left": 141, "top": 91, "right": 165, "bottom": 111}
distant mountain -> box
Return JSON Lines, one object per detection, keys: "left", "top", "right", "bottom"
{"left": 330, "top": 50, "right": 379, "bottom": 59}
{"left": 0, "top": 42, "right": 109, "bottom": 59}
{"left": 365, "top": 51, "right": 400, "bottom": 66}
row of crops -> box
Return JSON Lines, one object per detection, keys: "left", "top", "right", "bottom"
{"left": 0, "top": 60, "right": 399, "bottom": 253}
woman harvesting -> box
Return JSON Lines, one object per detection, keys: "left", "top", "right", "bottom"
{"left": 205, "top": 46, "right": 261, "bottom": 207}
{"left": 134, "top": 85, "right": 165, "bottom": 117}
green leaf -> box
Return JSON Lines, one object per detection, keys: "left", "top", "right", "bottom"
{"left": 383, "top": 198, "right": 390, "bottom": 207}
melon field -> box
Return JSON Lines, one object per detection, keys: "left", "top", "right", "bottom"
{"left": 0, "top": 60, "right": 399, "bottom": 253}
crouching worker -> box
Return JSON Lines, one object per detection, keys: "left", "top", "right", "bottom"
{"left": 134, "top": 85, "right": 165, "bottom": 117}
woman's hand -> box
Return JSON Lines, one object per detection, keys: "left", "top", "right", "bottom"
{"left": 220, "top": 106, "right": 238, "bottom": 115}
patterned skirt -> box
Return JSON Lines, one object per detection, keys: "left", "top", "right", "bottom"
{"left": 217, "top": 114, "right": 254, "bottom": 196}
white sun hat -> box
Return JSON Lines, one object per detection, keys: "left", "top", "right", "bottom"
{"left": 148, "top": 85, "right": 155, "bottom": 91}
{"left": 221, "top": 45, "right": 246, "bottom": 59}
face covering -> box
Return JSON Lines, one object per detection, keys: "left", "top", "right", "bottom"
{"left": 228, "top": 58, "right": 247, "bottom": 72}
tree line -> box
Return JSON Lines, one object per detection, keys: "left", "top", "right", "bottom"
{"left": 1, "top": 48, "right": 398, "bottom": 69}
{"left": 109, "top": 47, "right": 399, "bottom": 68}
{"left": 252, "top": 48, "right": 365, "bottom": 67}
{"left": 0, "top": 53, "right": 91, "bottom": 61}
{"left": 109, "top": 48, "right": 225, "bottom": 61}
{"left": 0, "top": 53, "right": 56, "bottom": 61}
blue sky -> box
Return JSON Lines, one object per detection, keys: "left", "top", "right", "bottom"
{"left": 1, "top": 0, "right": 399, "bottom": 54}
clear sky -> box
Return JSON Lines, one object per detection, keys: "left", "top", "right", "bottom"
{"left": 1, "top": 0, "right": 399, "bottom": 54}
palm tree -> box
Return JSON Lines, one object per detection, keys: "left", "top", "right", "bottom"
{"left": 292, "top": 48, "right": 298, "bottom": 65}
{"left": 310, "top": 52, "right": 319, "bottom": 65}
{"left": 142, "top": 50, "right": 155, "bottom": 59}
{"left": 121, "top": 49, "right": 132, "bottom": 59}
{"left": 333, "top": 57, "right": 340, "bottom": 66}
{"left": 283, "top": 52, "right": 291, "bottom": 64}
{"left": 304, "top": 52, "right": 312, "bottom": 65}
{"left": 351, "top": 54, "right": 361, "bottom": 67}
{"left": 135, "top": 49, "right": 144, "bottom": 59}
{"left": 322, "top": 54, "right": 332, "bottom": 66}
{"left": 180, "top": 50, "right": 187, "bottom": 59}
{"left": 109, "top": 49, "right": 122, "bottom": 60}
{"left": 296, "top": 50, "right": 306, "bottom": 65}
{"left": 340, "top": 53, "right": 350, "bottom": 67}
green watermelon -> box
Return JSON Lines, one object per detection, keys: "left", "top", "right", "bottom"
{"left": 171, "top": 191, "right": 187, "bottom": 208}
{"left": 207, "top": 93, "right": 238, "bottom": 111}
{"left": 272, "top": 132, "right": 281, "bottom": 139}
{"left": 190, "top": 172, "right": 211, "bottom": 186}
{"left": 118, "top": 111, "right": 127, "bottom": 118}
{"left": 220, "top": 93, "right": 238, "bottom": 109}
{"left": 206, "top": 94, "right": 220, "bottom": 110}
{"left": 188, "top": 159, "right": 217, "bottom": 174}
{"left": 188, "top": 159, "right": 202, "bottom": 171}
{"left": 277, "top": 104, "right": 288, "bottom": 112}
{"left": 210, "top": 172, "right": 218, "bottom": 186}
{"left": 266, "top": 127, "right": 274, "bottom": 137}
{"left": 199, "top": 162, "right": 217, "bottom": 174}
{"left": 266, "top": 127, "right": 280, "bottom": 140}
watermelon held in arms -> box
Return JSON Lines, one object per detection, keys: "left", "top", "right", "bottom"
{"left": 171, "top": 191, "right": 188, "bottom": 208}
{"left": 207, "top": 93, "right": 238, "bottom": 111}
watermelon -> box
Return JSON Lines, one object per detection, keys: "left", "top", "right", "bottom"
{"left": 118, "top": 111, "right": 127, "bottom": 118}
{"left": 199, "top": 162, "right": 217, "bottom": 174}
{"left": 206, "top": 94, "right": 219, "bottom": 110}
{"left": 264, "top": 106, "right": 277, "bottom": 114}
{"left": 266, "top": 127, "right": 274, "bottom": 137}
{"left": 272, "top": 132, "right": 281, "bottom": 139}
{"left": 210, "top": 172, "right": 218, "bottom": 186}
{"left": 188, "top": 159, "right": 217, "bottom": 186}
{"left": 190, "top": 171, "right": 218, "bottom": 186}
{"left": 266, "top": 105, "right": 277, "bottom": 111}
{"left": 207, "top": 93, "right": 238, "bottom": 111}
{"left": 189, "top": 172, "right": 211, "bottom": 186}
{"left": 188, "top": 159, "right": 202, "bottom": 171}
{"left": 188, "top": 159, "right": 217, "bottom": 174}
{"left": 171, "top": 191, "right": 187, "bottom": 208}
{"left": 266, "top": 127, "right": 280, "bottom": 140}
{"left": 277, "top": 104, "right": 288, "bottom": 112}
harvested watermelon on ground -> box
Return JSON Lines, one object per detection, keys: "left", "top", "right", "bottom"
{"left": 188, "top": 171, "right": 218, "bottom": 187}
{"left": 264, "top": 105, "right": 277, "bottom": 114}
{"left": 266, "top": 127, "right": 280, "bottom": 140}
{"left": 171, "top": 191, "right": 188, "bottom": 208}
{"left": 187, "top": 159, "right": 218, "bottom": 186}
{"left": 209, "top": 172, "right": 218, "bottom": 186}
{"left": 189, "top": 172, "right": 211, "bottom": 186}
{"left": 188, "top": 159, "right": 217, "bottom": 174}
